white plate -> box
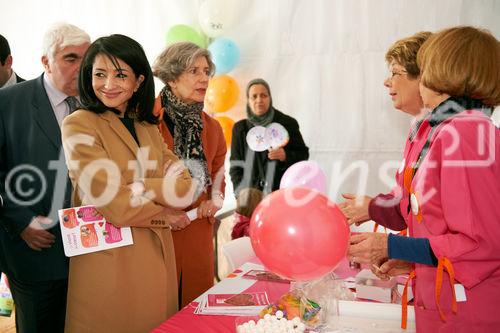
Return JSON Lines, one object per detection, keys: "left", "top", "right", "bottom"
{"left": 265, "top": 122, "right": 289, "bottom": 148}
{"left": 246, "top": 126, "right": 270, "bottom": 152}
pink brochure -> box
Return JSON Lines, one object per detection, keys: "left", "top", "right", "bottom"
{"left": 207, "top": 291, "right": 270, "bottom": 307}
{"left": 58, "top": 205, "right": 133, "bottom": 257}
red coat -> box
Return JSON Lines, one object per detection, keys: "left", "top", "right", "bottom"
{"left": 154, "top": 96, "right": 227, "bottom": 307}
{"left": 403, "top": 110, "right": 500, "bottom": 332}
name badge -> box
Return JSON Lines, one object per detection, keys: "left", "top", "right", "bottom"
{"left": 454, "top": 283, "right": 467, "bottom": 302}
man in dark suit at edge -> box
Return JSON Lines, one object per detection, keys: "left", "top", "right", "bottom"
{"left": 0, "top": 34, "right": 25, "bottom": 88}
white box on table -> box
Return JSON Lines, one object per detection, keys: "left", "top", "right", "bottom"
{"left": 355, "top": 269, "right": 396, "bottom": 303}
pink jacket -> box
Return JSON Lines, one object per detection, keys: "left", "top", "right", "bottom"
{"left": 369, "top": 119, "right": 432, "bottom": 231}
{"left": 404, "top": 110, "right": 500, "bottom": 332}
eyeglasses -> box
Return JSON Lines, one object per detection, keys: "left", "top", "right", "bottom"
{"left": 388, "top": 69, "right": 408, "bottom": 79}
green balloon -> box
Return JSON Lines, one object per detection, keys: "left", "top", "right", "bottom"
{"left": 166, "top": 24, "right": 207, "bottom": 48}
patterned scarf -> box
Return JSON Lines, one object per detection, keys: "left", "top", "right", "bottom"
{"left": 160, "top": 85, "right": 210, "bottom": 195}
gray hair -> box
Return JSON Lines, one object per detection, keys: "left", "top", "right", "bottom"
{"left": 42, "top": 22, "right": 90, "bottom": 61}
{"left": 152, "top": 42, "right": 215, "bottom": 84}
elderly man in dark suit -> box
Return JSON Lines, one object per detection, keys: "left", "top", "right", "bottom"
{"left": 0, "top": 34, "right": 24, "bottom": 88}
{"left": 0, "top": 22, "right": 90, "bottom": 333}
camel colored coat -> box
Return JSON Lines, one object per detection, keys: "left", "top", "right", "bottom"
{"left": 154, "top": 97, "right": 227, "bottom": 307}
{"left": 61, "top": 110, "right": 194, "bottom": 333}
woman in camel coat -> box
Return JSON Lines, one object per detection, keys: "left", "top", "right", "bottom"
{"left": 62, "top": 35, "right": 195, "bottom": 333}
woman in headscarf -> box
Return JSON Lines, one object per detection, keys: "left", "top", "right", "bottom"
{"left": 229, "top": 78, "right": 309, "bottom": 195}
{"left": 152, "top": 42, "right": 227, "bottom": 308}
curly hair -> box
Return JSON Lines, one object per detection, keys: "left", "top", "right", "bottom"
{"left": 385, "top": 31, "right": 432, "bottom": 79}
{"left": 152, "top": 42, "right": 215, "bottom": 84}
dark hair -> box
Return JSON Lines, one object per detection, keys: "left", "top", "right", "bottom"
{"left": 0, "top": 34, "right": 11, "bottom": 65}
{"left": 78, "top": 34, "right": 158, "bottom": 124}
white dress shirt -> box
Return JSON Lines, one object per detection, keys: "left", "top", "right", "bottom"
{"left": 0, "top": 71, "right": 17, "bottom": 89}
{"left": 43, "top": 74, "right": 75, "bottom": 128}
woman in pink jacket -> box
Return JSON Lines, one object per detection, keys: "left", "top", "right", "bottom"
{"left": 339, "top": 31, "right": 432, "bottom": 231}
{"left": 349, "top": 26, "right": 500, "bottom": 331}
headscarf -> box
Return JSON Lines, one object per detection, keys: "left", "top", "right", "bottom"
{"left": 246, "top": 78, "right": 275, "bottom": 126}
{"left": 159, "top": 85, "right": 210, "bottom": 193}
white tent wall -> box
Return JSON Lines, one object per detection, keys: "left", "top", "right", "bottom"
{"left": 1, "top": 0, "right": 499, "bottom": 207}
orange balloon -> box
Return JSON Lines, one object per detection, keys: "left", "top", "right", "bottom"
{"left": 215, "top": 116, "right": 234, "bottom": 146}
{"left": 205, "top": 75, "right": 239, "bottom": 113}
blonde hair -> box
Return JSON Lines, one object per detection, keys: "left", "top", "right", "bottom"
{"left": 152, "top": 42, "right": 215, "bottom": 84}
{"left": 235, "top": 188, "right": 264, "bottom": 218}
{"left": 417, "top": 26, "right": 500, "bottom": 107}
{"left": 385, "top": 31, "right": 432, "bottom": 79}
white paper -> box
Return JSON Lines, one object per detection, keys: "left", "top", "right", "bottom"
{"left": 194, "top": 263, "right": 265, "bottom": 303}
{"left": 187, "top": 208, "right": 198, "bottom": 221}
{"left": 339, "top": 299, "right": 415, "bottom": 322}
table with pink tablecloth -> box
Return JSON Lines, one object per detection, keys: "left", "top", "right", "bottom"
{"left": 153, "top": 259, "right": 415, "bottom": 333}
{"left": 152, "top": 265, "right": 289, "bottom": 333}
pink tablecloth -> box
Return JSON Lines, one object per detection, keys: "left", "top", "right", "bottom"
{"left": 152, "top": 279, "right": 290, "bottom": 333}
{"left": 152, "top": 259, "right": 359, "bottom": 333}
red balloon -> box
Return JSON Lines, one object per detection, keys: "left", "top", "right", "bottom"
{"left": 249, "top": 188, "right": 349, "bottom": 281}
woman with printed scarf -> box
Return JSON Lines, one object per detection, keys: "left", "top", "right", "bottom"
{"left": 152, "top": 42, "right": 227, "bottom": 308}
{"left": 229, "top": 78, "right": 309, "bottom": 196}
{"left": 348, "top": 26, "right": 500, "bottom": 331}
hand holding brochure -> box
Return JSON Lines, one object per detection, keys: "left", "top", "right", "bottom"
{"left": 58, "top": 205, "right": 133, "bottom": 257}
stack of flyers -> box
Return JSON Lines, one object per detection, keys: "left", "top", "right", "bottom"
{"left": 58, "top": 205, "right": 133, "bottom": 257}
{"left": 195, "top": 291, "right": 270, "bottom": 316}
{"left": 242, "top": 270, "right": 290, "bottom": 283}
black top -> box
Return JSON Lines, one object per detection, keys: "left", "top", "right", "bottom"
{"left": 120, "top": 116, "right": 139, "bottom": 145}
{"left": 163, "top": 114, "right": 175, "bottom": 134}
{"left": 229, "top": 109, "right": 309, "bottom": 195}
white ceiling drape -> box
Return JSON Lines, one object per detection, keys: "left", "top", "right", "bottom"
{"left": 1, "top": 0, "right": 498, "bottom": 208}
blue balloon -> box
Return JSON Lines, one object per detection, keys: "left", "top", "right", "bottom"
{"left": 208, "top": 38, "right": 240, "bottom": 74}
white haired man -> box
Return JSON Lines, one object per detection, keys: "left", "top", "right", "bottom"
{"left": 0, "top": 22, "right": 90, "bottom": 333}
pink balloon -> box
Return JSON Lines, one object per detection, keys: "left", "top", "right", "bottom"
{"left": 280, "top": 161, "right": 327, "bottom": 194}
{"left": 249, "top": 188, "right": 350, "bottom": 281}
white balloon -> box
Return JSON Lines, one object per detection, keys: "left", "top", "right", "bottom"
{"left": 198, "top": 0, "right": 237, "bottom": 38}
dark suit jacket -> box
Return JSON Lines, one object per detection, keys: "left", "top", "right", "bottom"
{"left": 0, "top": 75, "right": 24, "bottom": 209}
{"left": 229, "top": 109, "right": 309, "bottom": 195}
{"left": 0, "top": 74, "right": 70, "bottom": 282}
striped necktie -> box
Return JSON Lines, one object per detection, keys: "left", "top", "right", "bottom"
{"left": 65, "top": 96, "right": 80, "bottom": 114}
